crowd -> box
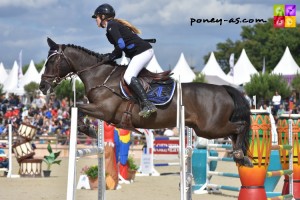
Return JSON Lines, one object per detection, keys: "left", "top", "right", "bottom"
{"left": 0, "top": 93, "right": 72, "bottom": 141}
{"left": 268, "top": 91, "right": 299, "bottom": 122}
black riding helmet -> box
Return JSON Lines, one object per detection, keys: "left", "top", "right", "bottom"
{"left": 92, "top": 3, "right": 115, "bottom": 19}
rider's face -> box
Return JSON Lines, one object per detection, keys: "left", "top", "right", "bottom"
{"left": 96, "top": 15, "right": 106, "bottom": 28}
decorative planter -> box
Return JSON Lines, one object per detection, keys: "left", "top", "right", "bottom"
{"left": 88, "top": 176, "right": 98, "bottom": 190}
{"left": 127, "top": 169, "right": 136, "bottom": 181}
{"left": 43, "top": 170, "right": 51, "bottom": 177}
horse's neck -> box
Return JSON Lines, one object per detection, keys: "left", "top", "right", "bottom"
{"left": 77, "top": 62, "right": 120, "bottom": 92}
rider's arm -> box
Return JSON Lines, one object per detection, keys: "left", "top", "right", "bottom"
{"left": 106, "top": 22, "right": 123, "bottom": 60}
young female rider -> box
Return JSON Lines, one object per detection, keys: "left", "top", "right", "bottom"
{"left": 92, "top": 3, "right": 157, "bottom": 118}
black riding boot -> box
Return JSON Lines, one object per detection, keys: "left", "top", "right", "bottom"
{"left": 129, "top": 77, "right": 157, "bottom": 118}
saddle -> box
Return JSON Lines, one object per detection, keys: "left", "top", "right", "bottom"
{"left": 116, "top": 68, "right": 175, "bottom": 133}
{"left": 120, "top": 68, "right": 173, "bottom": 97}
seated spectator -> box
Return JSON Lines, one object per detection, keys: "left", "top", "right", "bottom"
{"left": 0, "top": 124, "right": 7, "bottom": 136}
{"left": 45, "top": 108, "right": 52, "bottom": 119}
{"left": 277, "top": 104, "right": 286, "bottom": 119}
{"left": 0, "top": 148, "right": 8, "bottom": 168}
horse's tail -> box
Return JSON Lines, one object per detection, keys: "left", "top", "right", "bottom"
{"left": 223, "top": 85, "right": 251, "bottom": 157}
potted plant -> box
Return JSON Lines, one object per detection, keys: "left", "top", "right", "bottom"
{"left": 43, "top": 143, "right": 62, "bottom": 177}
{"left": 81, "top": 165, "right": 99, "bottom": 189}
{"left": 127, "top": 156, "right": 138, "bottom": 181}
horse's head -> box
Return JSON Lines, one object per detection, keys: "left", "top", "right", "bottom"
{"left": 39, "top": 38, "right": 74, "bottom": 95}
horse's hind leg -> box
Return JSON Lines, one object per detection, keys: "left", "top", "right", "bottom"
{"left": 230, "top": 121, "right": 253, "bottom": 168}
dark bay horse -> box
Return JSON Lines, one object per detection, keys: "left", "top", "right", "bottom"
{"left": 39, "top": 38, "right": 252, "bottom": 167}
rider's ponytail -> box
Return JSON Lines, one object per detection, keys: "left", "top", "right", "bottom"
{"left": 113, "top": 18, "right": 141, "bottom": 34}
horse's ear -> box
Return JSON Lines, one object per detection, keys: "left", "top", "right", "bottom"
{"left": 47, "top": 37, "right": 59, "bottom": 50}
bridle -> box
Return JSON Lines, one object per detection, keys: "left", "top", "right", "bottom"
{"left": 41, "top": 45, "right": 125, "bottom": 99}
{"left": 41, "top": 46, "right": 75, "bottom": 88}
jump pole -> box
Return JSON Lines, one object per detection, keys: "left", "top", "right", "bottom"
{"left": 177, "top": 80, "right": 193, "bottom": 200}
{"left": 6, "top": 124, "right": 13, "bottom": 177}
{"left": 66, "top": 107, "right": 79, "bottom": 200}
{"left": 6, "top": 124, "right": 20, "bottom": 178}
{"left": 66, "top": 108, "right": 105, "bottom": 200}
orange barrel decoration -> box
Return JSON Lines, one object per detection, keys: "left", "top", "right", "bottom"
{"left": 277, "top": 114, "right": 300, "bottom": 199}
{"left": 238, "top": 110, "right": 272, "bottom": 200}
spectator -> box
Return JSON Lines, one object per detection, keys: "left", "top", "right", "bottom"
{"left": 0, "top": 148, "right": 8, "bottom": 169}
{"left": 32, "top": 95, "right": 46, "bottom": 109}
{"left": 277, "top": 104, "right": 286, "bottom": 120}
{"left": 289, "top": 91, "right": 297, "bottom": 114}
{"left": 272, "top": 91, "right": 281, "bottom": 115}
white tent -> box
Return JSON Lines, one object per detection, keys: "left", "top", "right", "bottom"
{"left": 146, "top": 55, "right": 164, "bottom": 73}
{"left": 3, "top": 61, "right": 21, "bottom": 94}
{"left": 205, "top": 75, "right": 239, "bottom": 88}
{"left": 171, "top": 53, "right": 196, "bottom": 83}
{"left": 0, "top": 62, "right": 8, "bottom": 84}
{"left": 228, "top": 49, "right": 258, "bottom": 85}
{"left": 19, "top": 60, "right": 41, "bottom": 86}
{"left": 201, "top": 52, "right": 231, "bottom": 83}
{"left": 272, "top": 46, "right": 300, "bottom": 75}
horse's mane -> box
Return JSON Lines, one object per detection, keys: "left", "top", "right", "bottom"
{"left": 66, "top": 44, "right": 103, "bottom": 59}
{"left": 66, "top": 44, "right": 126, "bottom": 67}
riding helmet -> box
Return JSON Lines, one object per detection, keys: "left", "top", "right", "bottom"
{"left": 92, "top": 3, "right": 115, "bottom": 19}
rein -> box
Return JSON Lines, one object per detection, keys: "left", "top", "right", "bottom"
{"left": 86, "top": 65, "right": 126, "bottom": 100}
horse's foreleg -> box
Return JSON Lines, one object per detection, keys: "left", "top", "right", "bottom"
{"left": 76, "top": 109, "right": 97, "bottom": 139}
{"left": 230, "top": 121, "right": 253, "bottom": 168}
{"left": 77, "top": 103, "right": 105, "bottom": 119}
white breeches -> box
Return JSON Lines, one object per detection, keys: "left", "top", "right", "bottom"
{"left": 124, "top": 48, "right": 154, "bottom": 85}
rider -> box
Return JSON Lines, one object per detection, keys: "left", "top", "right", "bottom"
{"left": 92, "top": 3, "right": 157, "bottom": 118}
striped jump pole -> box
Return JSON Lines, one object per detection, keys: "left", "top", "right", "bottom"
{"left": 204, "top": 139, "right": 240, "bottom": 194}
{"left": 277, "top": 115, "right": 298, "bottom": 199}
{"left": 66, "top": 107, "right": 105, "bottom": 200}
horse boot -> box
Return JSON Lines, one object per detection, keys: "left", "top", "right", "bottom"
{"left": 129, "top": 77, "right": 157, "bottom": 118}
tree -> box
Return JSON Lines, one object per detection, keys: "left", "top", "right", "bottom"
{"left": 244, "top": 73, "right": 290, "bottom": 106}
{"left": 193, "top": 72, "right": 206, "bottom": 83}
{"left": 54, "top": 80, "right": 85, "bottom": 101}
{"left": 291, "top": 73, "right": 300, "bottom": 99}
{"left": 24, "top": 82, "right": 40, "bottom": 101}
{"left": 203, "top": 18, "right": 300, "bottom": 74}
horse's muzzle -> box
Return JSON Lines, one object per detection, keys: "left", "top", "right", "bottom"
{"left": 39, "top": 80, "right": 53, "bottom": 95}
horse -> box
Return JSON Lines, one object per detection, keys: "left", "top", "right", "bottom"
{"left": 39, "top": 38, "right": 253, "bottom": 167}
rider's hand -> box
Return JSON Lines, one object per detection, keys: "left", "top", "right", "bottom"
{"left": 102, "top": 53, "right": 115, "bottom": 62}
